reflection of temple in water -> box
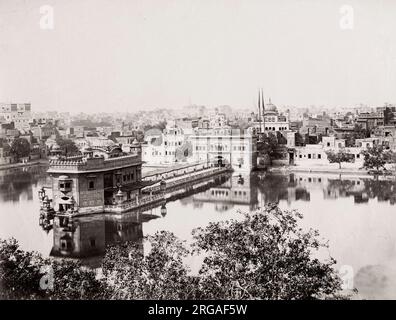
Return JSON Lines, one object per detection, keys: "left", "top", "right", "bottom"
{"left": 50, "top": 212, "right": 157, "bottom": 267}
{"left": 192, "top": 174, "right": 258, "bottom": 212}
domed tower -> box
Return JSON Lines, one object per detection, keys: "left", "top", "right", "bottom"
{"left": 130, "top": 138, "right": 142, "bottom": 155}
{"left": 82, "top": 146, "right": 93, "bottom": 158}
{"left": 264, "top": 98, "right": 278, "bottom": 116}
{"left": 49, "top": 143, "right": 62, "bottom": 159}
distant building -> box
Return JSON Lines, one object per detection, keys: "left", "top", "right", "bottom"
{"left": 252, "top": 98, "right": 290, "bottom": 132}
{"left": 31, "top": 123, "right": 57, "bottom": 140}
{"left": 299, "top": 116, "right": 332, "bottom": 136}
{"left": 0, "top": 139, "right": 13, "bottom": 165}
{"left": 0, "top": 103, "right": 32, "bottom": 130}
{"left": 142, "top": 125, "right": 192, "bottom": 165}
{"left": 289, "top": 136, "right": 386, "bottom": 167}
{"left": 356, "top": 111, "right": 384, "bottom": 132}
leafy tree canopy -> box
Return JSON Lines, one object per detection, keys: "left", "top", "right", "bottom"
{"left": 10, "top": 138, "right": 31, "bottom": 159}
{"left": 325, "top": 149, "right": 355, "bottom": 169}
{"left": 55, "top": 138, "right": 80, "bottom": 156}
{"left": 192, "top": 204, "right": 341, "bottom": 299}
{"left": 361, "top": 145, "right": 394, "bottom": 174}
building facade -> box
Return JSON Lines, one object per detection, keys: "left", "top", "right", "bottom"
{"left": 142, "top": 125, "right": 192, "bottom": 165}
{"left": 190, "top": 127, "right": 258, "bottom": 172}
{"left": 0, "top": 103, "right": 32, "bottom": 130}
{"left": 47, "top": 147, "right": 144, "bottom": 215}
{"left": 253, "top": 98, "right": 290, "bottom": 132}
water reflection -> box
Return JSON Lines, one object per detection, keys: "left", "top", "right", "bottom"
{"left": 0, "top": 166, "right": 48, "bottom": 203}
{"left": 50, "top": 212, "right": 158, "bottom": 267}
{"left": 191, "top": 174, "right": 258, "bottom": 211}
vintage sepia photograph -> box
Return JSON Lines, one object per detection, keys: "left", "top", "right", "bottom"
{"left": 1, "top": 0, "right": 396, "bottom": 307}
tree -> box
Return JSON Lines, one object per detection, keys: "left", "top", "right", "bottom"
{"left": 345, "top": 124, "right": 368, "bottom": 147}
{"left": 0, "top": 238, "right": 46, "bottom": 299}
{"left": 325, "top": 149, "right": 355, "bottom": 169}
{"left": 0, "top": 238, "right": 104, "bottom": 300}
{"left": 361, "top": 145, "right": 392, "bottom": 174}
{"left": 49, "top": 259, "right": 105, "bottom": 300}
{"left": 276, "top": 131, "right": 287, "bottom": 145}
{"left": 56, "top": 138, "right": 79, "bottom": 156}
{"left": 10, "top": 138, "right": 31, "bottom": 160}
{"left": 102, "top": 231, "right": 196, "bottom": 300}
{"left": 192, "top": 204, "right": 342, "bottom": 299}
{"left": 295, "top": 132, "right": 305, "bottom": 146}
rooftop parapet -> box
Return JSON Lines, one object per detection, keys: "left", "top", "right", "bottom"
{"left": 192, "top": 127, "right": 255, "bottom": 137}
{"left": 48, "top": 153, "right": 142, "bottom": 173}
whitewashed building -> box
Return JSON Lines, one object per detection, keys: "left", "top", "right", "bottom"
{"left": 142, "top": 125, "right": 192, "bottom": 165}
{"left": 189, "top": 126, "right": 258, "bottom": 172}
{"left": 0, "top": 103, "right": 32, "bottom": 130}
{"left": 291, "top": 136, "right": 370, "bottom": 167}
{"left": 253, "top": 98, "right": 290, "bottom": 132}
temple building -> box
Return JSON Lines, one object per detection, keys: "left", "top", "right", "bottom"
{"left": 47, "top": 145, "right": 146, "bottom": 215}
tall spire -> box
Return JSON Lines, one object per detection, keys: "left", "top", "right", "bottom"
{"left": 258, "top": 89, "right": 262, "bottom": 132}
{"left": 261, "top": 89, "right": 265, "bottom": 131}
{"left": 258, "top": 89, "right": 261, "bottom": 124}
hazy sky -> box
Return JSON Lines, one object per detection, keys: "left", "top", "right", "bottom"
{"left": 1, "top": 0, "right": 396, "bottom": 113}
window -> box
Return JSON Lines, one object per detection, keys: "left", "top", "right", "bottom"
{"left": 90, "top": 239, "right": 96, "bottom": 247}
{"left": 327, "top": 142, "right": 330, "bottom": 147}
{"left": 88, "top": 180, "right": 95, "bottom": 190}
{"left": 60, "top": 240, "right": 69, "bottom": 250}
{"left": 318, "top": 154, "right": 321, "bottom": 159}
{"left": 308, "top": 154, "right": 311, "bottom": 159}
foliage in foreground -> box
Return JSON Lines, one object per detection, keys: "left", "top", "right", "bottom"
{"left": 0, "top": 238, "right": 105, "bottom": 300}
{"left": 192, "top": 204, "right": 341, "bottom": 299}
{"left": 0, "top": 205, "right": 343, "bottom": 300}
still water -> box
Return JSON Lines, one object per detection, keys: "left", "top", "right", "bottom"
{"left": 1, "top": 165, "right": 396, "bottom": 299}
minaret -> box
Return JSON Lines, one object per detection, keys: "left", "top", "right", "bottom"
{"left": 258, "top": 89, "right": 262, "bottom": 132}
{"left": 261, "top": 90, "right": 265, "bottom": 132}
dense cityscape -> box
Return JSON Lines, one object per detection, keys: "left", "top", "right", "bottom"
{"left": 1, "top": 99, "right": 396, "bottom": 173}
